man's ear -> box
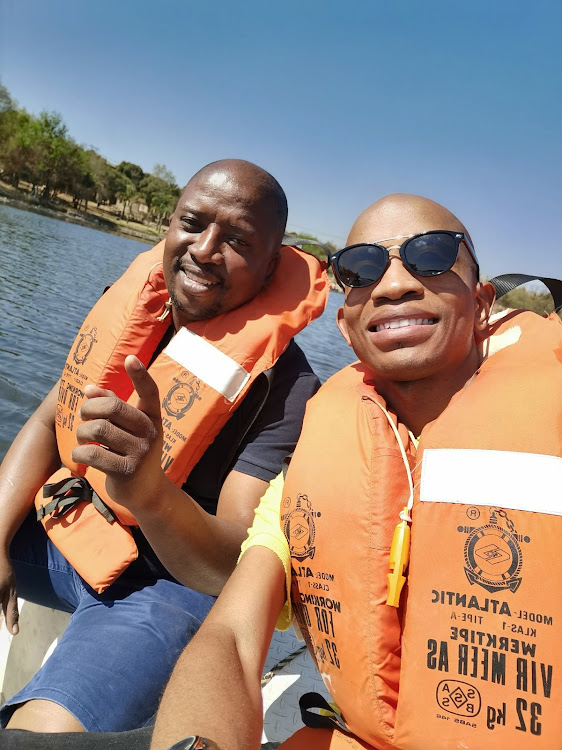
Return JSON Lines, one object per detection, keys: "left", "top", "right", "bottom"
{"left": 474, "top": 281, "right": 496, "bottom": 341}
{"left": 264, "top": 249, "right": 281, "bottom": 284}
{"left": 336, "top": 306, "right": 353, "bottom": 347}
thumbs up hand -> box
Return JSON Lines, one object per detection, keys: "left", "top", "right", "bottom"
{"left": 72, "top": 356, "right": 166, "bottom": 511}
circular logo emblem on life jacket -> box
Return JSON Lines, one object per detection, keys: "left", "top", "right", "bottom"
{"left": 162, "top": 376, "right": 201, "bottom": 420}
{"left": 436, "top": 680, "right": 481, "bottom": 717}
{"left": 464, "top": 520, "right": 522, "bottom": 594}
{"left": 73, "top": 326, "right": 98, "bottom": 365}
{"left": 283, "top": 493, "right": 316, "bottom": 561}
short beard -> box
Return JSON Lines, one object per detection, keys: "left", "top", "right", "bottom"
{"left": 168, "top": 287, "right": 223, "bottom": 322}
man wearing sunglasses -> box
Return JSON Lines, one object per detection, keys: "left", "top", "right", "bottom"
{"left": 5, "top": 193, "right": 560, "bottom": 750}
{"left": 147, "top": 193, "right": 560, "bottom": 750}
{"left": 143, "top": 192, "right": 561, "bottom": 750}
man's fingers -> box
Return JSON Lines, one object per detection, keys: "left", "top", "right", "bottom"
{"left": 125, "top": 356, "right": 162, "bottom": 421}
{"left": 3, "top": 588, "right": 19, "bottom": 635}
{"left": 73, "top": 414, "right": 159, "bottom": 468}
{"left": 84, "top": 383, "right": 115, "bottom": 400}
{"left": 75, "top": 418, "right": 150, "bottom": 453}
{"left": 72, "top": 442, "right": 139, "bottom": 478}
{"left": 80, "top": 395, "right": 158, "bottom": 434}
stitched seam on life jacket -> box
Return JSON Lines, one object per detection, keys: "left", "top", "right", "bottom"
{"left": 366, "top": 408, "right": 396, "bottom": 743}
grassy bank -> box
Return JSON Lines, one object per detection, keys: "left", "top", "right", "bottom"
{"left": 0, "top": 180, "right": 162, "bottom": 246}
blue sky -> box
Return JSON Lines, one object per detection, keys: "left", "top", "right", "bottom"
{"left": 1, "top": 0, "right": 560, "bottom": 278}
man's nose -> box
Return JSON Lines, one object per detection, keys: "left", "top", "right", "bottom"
{"left": 189, "top": 225, "right": 223, "bottom": 265}
{"left": 371, "top": 253, "right": 424, "bottom": 301}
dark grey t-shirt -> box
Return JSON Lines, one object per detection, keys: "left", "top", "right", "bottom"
{"left": 184, "top": 339, "right": 319, "bottom": 515}
{"left": 131, "top": 339, "right": 319, "bottom": 580}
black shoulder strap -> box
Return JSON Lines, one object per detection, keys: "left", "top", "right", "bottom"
{"left": 283, "top": 235, "right": 332, "bottom": 262}
{"left": 299, "top": 692, "right": 350, "bottom": 733}
{"left": 489, "top": 274, "right": 562, "bottom": 312}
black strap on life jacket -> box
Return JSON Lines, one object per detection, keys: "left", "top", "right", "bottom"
{"left": 36, "top": 476, "right": 117, "bottom": 524}
{"left": 283, "top": 236, "right": 331, "bottom": 262}
{"left": 299, "top": 692, "right": 350, "bottom": 733}
{"left": 490, "top": 274, "right": 562, "bottom": 312}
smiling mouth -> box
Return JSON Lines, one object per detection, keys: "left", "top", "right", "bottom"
{"left": 180, "top": 266, "right": 221, "bottom": 288}
{"left": 371, "top": 318, "right": 438, "bottom": 333}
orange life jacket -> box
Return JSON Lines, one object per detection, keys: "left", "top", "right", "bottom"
{"left": 36, "top": 241, "right": 329, "bottom": 593}
{"left": 282, "top": 310, "right": 562, "bottom": 749}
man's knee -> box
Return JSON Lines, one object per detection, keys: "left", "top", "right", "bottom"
{"left": 6, "top": 699, "right": 85, "bottom": 733}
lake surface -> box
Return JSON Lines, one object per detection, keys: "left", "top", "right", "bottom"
{"left": 0, "top": 204, "right": 355, "bottom": 459}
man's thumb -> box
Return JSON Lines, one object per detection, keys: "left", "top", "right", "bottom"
{"left": 124, "top": 356, "right": 161, "bottom": 420}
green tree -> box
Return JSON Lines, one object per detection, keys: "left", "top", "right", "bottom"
{"left": 284, "top": 231, "right": 336, "bottom": 261}
{"left": 0, "top": 110, "right": 43, "bottom": 188}
{"left": 54, "top": 141, "right": 97, "bottom": 210}
{"left": 0, "top": 84, "right": 26, "bottom": 183}
{"left": 0, "top": 82, "right": 16, "bottom": 113}
{"left": 152, "top": 163, "right": 177, "bottom": 187}
{"left": 114, "top": 172, "right": 137, "bottom": 221}
{"left": 495, "top": 286, "right": 555, "bottom": 316}
{"left": 116, "top": 161, "right": 145, "bottom": 190}
{"left": 152, "top": 189, "right": 178, "bottom": 231}
{"left": 86, "top": 150, "right": 116, "bottom": 206}
{"left": 104, "top": 167, "right": 123, "bottom": 205}
{"left": 28, "top": 111, "right": 71, "bottom": 198}
{"left": 139, "top": 173, "right": 179, "bottom": 221}
{"left": 139, "top": 174, "right": 165, "bottom": 211}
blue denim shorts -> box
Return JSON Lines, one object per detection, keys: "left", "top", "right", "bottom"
{"left": 1, "top": 512, "right": 215, "bottom": 732}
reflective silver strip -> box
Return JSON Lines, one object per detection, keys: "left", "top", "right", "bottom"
{"left": 420, "top": 448, "right": 562, "bottom": 517}
{"left": 164, "top": 327, "right": 250, "bottom": 402}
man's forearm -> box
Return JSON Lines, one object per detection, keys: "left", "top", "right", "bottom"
{"left": 73, "top": 360, "right": 269, "bottom": 596}
{"left": 151, "top": 622, "right": 263, "bottom": 750}
{"left": 0, "top": 384, "right": 60, "bottom": 548}
{"left": 151, "top": 546, "right": 285, "bottom": 750}
{"left": 133, "top": 482, "right": 250, "bottom": 596}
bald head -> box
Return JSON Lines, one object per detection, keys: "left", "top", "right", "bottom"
{"left": 346, "top": 193, "right": 478, "bottom": 282}
{"left": 348, "top": 193, "right": 469, "bottom": 244}
{"left": 186, "top": 159, "right": 288, "bottom": 244}
{"left": 336, "top": 192, "right": 495, "bottom": 408}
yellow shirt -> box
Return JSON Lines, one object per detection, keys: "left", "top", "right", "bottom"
{"left": 238, "top": 472, "right": 292, "bottom": 630}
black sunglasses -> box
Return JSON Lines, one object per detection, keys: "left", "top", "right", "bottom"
{"left": 330, "top": 230, "right": 479, "bottom": 289}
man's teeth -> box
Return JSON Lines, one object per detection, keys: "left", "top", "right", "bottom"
{"left": 374, "top": 318, "right": 435, "bottom": 332}
{"left": 182, "top": 269, "right": 219, "bottom": 286}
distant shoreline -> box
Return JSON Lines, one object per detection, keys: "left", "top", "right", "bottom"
{"left": 0, "top": 184, "right": 343, "bottom": 291}
{"left": 0, "top": 184, "right": 159, "bottom": 246}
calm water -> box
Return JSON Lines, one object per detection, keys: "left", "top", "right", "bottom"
{"left": 0, "top": 204, "right": 355, "bottom": 459}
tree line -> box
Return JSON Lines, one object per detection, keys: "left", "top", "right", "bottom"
{"left": 0, "top": 83, "right": 180, "bottom": 226}
{"left": 494, "top": 286, "right": 555, "bottom": 316}
{"left": 0, "top": 83, "right": 557, "bottom": 313}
